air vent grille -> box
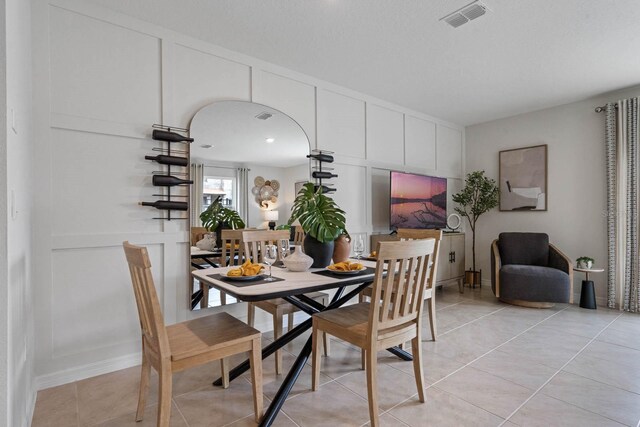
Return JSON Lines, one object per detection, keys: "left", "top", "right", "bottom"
{"left": 255, "top": 112, "right": 273, "bottom": 120}
{"left": 461, "top": 3, "right": 486, "bottom": 20}
{"left": 444, "top": 13, "right": 468, "bottom": 28}
{"left": 441, "top": 1, "right": 489, "bottom": 28}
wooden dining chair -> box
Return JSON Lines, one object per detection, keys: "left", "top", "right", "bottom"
{"left": 293, "top": 225, "right": 305, "bottom": 247}
{"left": 199, "top": 229, "right": 244, "bottom": 308}
{"left": 190, "top": 226, "right": 208, "bottom": 246}
{"left": 311, "top": 239, "right": 435, "bottom": 427}
{"left": 242, "top": 229, "right": 330, "bottom": 374}
{"left": 123, "top": 241, "right": 263, "bottom": 426}
{"left": 359, "top": 229, "right": 442, "bottom": 341}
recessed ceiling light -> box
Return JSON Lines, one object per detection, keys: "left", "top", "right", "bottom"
{"left": 201, "top": 144, "right": 213, "bottom": 149}
{"left": 265, "top": 138, "right": 275, "bottom": 143}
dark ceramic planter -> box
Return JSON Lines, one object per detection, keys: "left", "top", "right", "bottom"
{"left": 303, "top": 235, "right": 335, "bottom": 268}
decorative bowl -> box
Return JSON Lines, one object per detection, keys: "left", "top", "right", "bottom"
{"left": 283, "top": 246, "right": 313, "bottom": 272}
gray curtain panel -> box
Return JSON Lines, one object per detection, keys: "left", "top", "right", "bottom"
{"left": 606, "top": 98, "right": 640, "bottom": 312}
{"left": 236, "top": 167, "right": 250, "bottom": 225}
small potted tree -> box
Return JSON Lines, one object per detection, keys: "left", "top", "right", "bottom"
{"left": 452, "top": 171, "right": 499, "bottom": 288}
{"left": 199, "top": 195, "right": 245, "bottom": 248}
{"left": 288, "top": 183, "right": 346, "bottom": 267}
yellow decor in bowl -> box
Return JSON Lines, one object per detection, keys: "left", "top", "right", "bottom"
{"left": 327, "top": 261, "right": 365, "bottom": 272}
{"left": 227, "top": 260, "right": 264, "bottom": 277}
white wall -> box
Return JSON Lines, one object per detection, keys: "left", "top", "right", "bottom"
{"left": 31, "top": 0, "right": 465, "bottom": 389}
{"left": 465, "top": 85, "right": 640, "bottom": 306}
{"left": 2, "top": 0, "right": 35, "bottom": 425}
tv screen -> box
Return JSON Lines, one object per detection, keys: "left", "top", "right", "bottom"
{"left": 390, "top": 171, "right": 447, "bottom": 230}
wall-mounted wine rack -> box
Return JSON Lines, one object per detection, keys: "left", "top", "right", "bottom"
{"left": 140, "top": 124, "right": 193, "bottom": 220}
{"left": 307, "top": 149, "right": 337, "bottom": 193}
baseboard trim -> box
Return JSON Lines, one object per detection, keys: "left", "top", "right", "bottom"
{"left": 35, "top": 352, "right": 142, "bottom": 391}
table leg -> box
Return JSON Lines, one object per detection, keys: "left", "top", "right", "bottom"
{"left": 259, "top": 337, "right": 312, "bottom": 427}
{"left": 579, "top": 280, "right": 597, "bottom": 309}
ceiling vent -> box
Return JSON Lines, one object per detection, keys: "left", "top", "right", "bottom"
{"left": 255, "top": 112, "right": 273, "bottom": 120}
{"left": 441, "top": 1, "right": 489, "bottom": 28}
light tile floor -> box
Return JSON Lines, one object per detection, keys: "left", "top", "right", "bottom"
{"left": 32, "top": 286, "right": 640, "bottom": 427}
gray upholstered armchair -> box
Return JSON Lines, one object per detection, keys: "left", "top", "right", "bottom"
{"left": 491, "top": 232, "right": 573, "bottom": 308}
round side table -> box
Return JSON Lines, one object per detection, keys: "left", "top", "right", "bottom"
{"left": 573, "top": 267, "right": 604, "bottom": 309}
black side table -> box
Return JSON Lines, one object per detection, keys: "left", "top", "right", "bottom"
{"left": 574, "top": 267, "right": 604, "bottom": 309}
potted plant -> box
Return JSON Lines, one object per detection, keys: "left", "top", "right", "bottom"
{"left": 452, "top": 170, "right": 499, "bottom": 288}
{"left": 576, "top": 256, "right": 594, "bottom": 269}
{"left": 288, "top": 183, "right": 346, "bottom": 267}
{"left": 200, "top": 195, "right": 245, "bottom": 248}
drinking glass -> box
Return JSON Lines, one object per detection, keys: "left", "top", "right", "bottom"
{"left": 279, "top": 239, "right": 290, "bottom": 261}
{"left": 263, "top": 244, "right": 278, "bottom": 282}
{"left": 353, "top": 235, "right": 364, "bottom": 260}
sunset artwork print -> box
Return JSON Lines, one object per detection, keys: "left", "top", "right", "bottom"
{"left": 390, "top": 171, "right": 447, "bottom": 229}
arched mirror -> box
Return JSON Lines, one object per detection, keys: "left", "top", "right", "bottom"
{"left": 189, "top": 100, "right": 311, "bottom": 310}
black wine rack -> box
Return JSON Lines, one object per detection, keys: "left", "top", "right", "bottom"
{"left": 307, "top": 149, "right": 336, "bottom": 193}
{"left": 140, "top": 124, "right": 192, "bottom": 220}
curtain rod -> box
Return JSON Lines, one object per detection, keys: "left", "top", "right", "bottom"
{"left": 595, "top": 104, "right": 619, "bottom": 113}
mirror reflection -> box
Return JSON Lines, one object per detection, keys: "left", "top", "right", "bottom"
{"left": 189, "top": 101, "right": 311, "bottom": 310}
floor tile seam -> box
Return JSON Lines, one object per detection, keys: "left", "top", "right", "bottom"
{"left": 558, "top": 366, "right": 640, "bottom": 397}
{"left": 358, "top": 410, "right": 411, "bottom": 427}
{"left": 387, "top": 384, "right": 508, "bottom": 424}
{"left": 427, "top": 305, "right": 570, "bottom": 390}
{"left": 171, "top": 396, "right": 192, "bottom": 427}
{"left": 509, "top": 392, "right": 629, "bottom": 427}
{"left": 498, "top": 312, "right": 624, "bottom": 427}
{"left": 594, "top": 335, "right": 640, "bottom": 352}
{"left": 437, "top": 306, "right": 508, "bottom": 337}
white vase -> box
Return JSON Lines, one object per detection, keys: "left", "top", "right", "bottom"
{"left": 283, "top": 245, "right": 314, "bottom": 272}
{"left": 196, "top": 233, "right": 216, "bottom": 251}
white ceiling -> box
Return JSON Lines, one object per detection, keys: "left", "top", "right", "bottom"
{"left": 87, "top": 0, "right": 640, "bottom": 125}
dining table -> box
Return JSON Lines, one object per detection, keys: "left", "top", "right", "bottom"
{"left": 192, "top": 259, "right": 414, "bottom": 427}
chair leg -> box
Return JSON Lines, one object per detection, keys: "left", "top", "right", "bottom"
{"left": 366, "top": 346, "right": 379, "bottom": 427}
{"left": 411, "top": 337, "right": 425, "bottom": 402}
{"left": 220, "top": 291, "right": 227, "bottom": 306}
{"left": 273, "top": 312, "right": 283, "bottom": 375}
{"left": 311, "top": 323, "right": 322, "bottom": 391}
{"left": 361, "top": 349, "right": 366, "bottom": 370}
{"left": 323, "top": 332, "right": 331, "bottom": 357}
{"left": 157, "top": 364, "right": 172, "bottom": 427}
{"left": 220, "top": 358, "right": 229, "bottom": 389}
{"left": 247, "top": 303, "right": 255, "bottom": 327}
{"left": 428, "top": 296, "right": 437, "bottom": 341}
{"left": 249, "top": 337, "right": 264, "bottom": 423}
{"left": 200, "top": 283, "right": 209, "bottom": 309}
{"left": 288, "top": 312, "right": 294, "bottom": 332}
{"left": 135, "top": 352, "right": 151, "bottom": 421}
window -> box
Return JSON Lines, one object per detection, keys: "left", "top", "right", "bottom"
{"left": 202, "top": 176, "right": 236, "bottom": 213}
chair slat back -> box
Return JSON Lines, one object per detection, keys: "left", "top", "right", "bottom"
{"left": 221, "top": 229, "right": 245, "bottom": 266}
{"left": 191, "top": 227, "right": 208, "bottom": 246}
{"left": 123, "top": 241, "right": 170, "bottom": 359}
{"left": 293, "top": 225, "right": 305, "bottom": 247}
{"left": 242, "top": 230, "right": 291, "bottom": 263}
{"left": 369, "top": 239, "right": 434, "bottom": 333}
{"left": 396, "top": 228, "right": 443, "bottom": 290}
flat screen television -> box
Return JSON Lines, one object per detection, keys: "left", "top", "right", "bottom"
{"left": 390, "top": 171, "right": 447, "bottom": 230}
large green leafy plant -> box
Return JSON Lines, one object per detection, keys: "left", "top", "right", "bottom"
{"left": 288, "top": 183, "right": 346, "bottom": 243}
{"left": 452, "top": 171, "right": 499, "bottom": 278}
{"left": 200, "top": 196, "right": 245, "bottom": 231}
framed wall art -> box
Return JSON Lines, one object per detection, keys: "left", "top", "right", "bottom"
{"left": 499, "top": 144, "right": 547, "bottom": 211}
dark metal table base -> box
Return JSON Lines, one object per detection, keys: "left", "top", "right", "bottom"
{"left": 579, "top": 280, "right": 597, "bottom": 309}
{"left": 212, "top": 281, "right": 413, "bottom": 426}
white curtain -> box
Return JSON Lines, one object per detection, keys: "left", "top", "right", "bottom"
{"left": 190, "top": 163, "right": 204, "bottom": 226}
{"left": 605, "top": 98, "right": 639, "bottom": 312}
{"left": 236, "top": 167, "right": 250, "bottom": 225}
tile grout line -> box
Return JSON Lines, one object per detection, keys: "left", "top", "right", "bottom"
{"left": 497, "top": 312, "right": 624, "bottom": 427}
{"left": 380, "top": 304, "right": 572, "bottom": 421}
{"left": 172, "top": 396, "right": 191, "bottom": 427}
